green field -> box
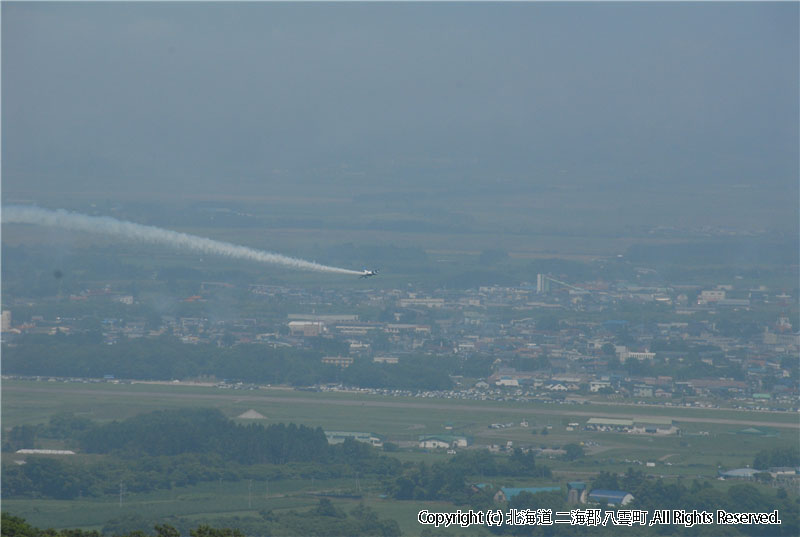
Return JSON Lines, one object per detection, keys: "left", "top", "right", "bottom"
{"left": 1, "top": 478, "right": 338, "bottom": 531}
{"left": 5, "top": 379, "right": 798, "bottom": 428}
{"left": 4, "top": 379, "right": 796, "bottom": 468}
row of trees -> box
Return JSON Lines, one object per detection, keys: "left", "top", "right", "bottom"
{"left": 2, "top": 335, "right": 453, "bottom": 390}
{"left": 80, "top": 409, "right": 330, "bottom": 464}
{"left": 5, "top": 408, "right": 334, "bottom": 464}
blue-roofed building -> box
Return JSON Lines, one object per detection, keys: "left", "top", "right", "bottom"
{"left": 588, "top": 489, "right": 634, "bottom": 506}
{"left": 494, "top": 486, "right": 561, "bottom": 503}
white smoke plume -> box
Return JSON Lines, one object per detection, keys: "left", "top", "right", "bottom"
{"left": 2, "top": 205, "right": 362, "bottom": 275}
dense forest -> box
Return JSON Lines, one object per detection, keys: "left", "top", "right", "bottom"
{"left": 2, "top": 409, "right": 402, "bottom": 500}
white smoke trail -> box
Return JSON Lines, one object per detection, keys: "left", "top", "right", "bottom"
{"left": 2, "top": 205, "right": 362, "bottom": 275}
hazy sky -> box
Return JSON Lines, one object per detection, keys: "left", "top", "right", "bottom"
{"left": 3, "top": 2, "right": 798, "bottom": 211}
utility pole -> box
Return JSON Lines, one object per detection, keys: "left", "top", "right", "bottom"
{"left": 248, "top": 479, "right": 252, "bottom": 509}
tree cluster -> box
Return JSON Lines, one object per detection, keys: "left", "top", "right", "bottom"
{"left": 387, "top": 449, "right": 551, "bottom": 503}
{"left": 2, "top": 409, "right": 397, "bottom": 500}
{"left": 2, "top": 335, "right": 453, "bottom": 390}
{"left": 752, "top": 445, "right": 800, "bottom": 470}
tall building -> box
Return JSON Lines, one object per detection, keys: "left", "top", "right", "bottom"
{"left": 536, "top": 274, "right": 550, "bottom": 294}
{"left": 1, "top": 310, "right": 11, "bottom": 332}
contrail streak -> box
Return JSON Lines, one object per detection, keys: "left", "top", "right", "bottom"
{"left": 2, "top": 205, "right": 362, "bottom": 275}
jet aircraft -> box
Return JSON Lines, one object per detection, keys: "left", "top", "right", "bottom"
{"left": 360, "top": 269, "right": 379, "bottom": 279}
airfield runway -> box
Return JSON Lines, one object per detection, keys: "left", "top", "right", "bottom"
{"left": 4, "top": 384, "right": 798, "bottom": 429}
